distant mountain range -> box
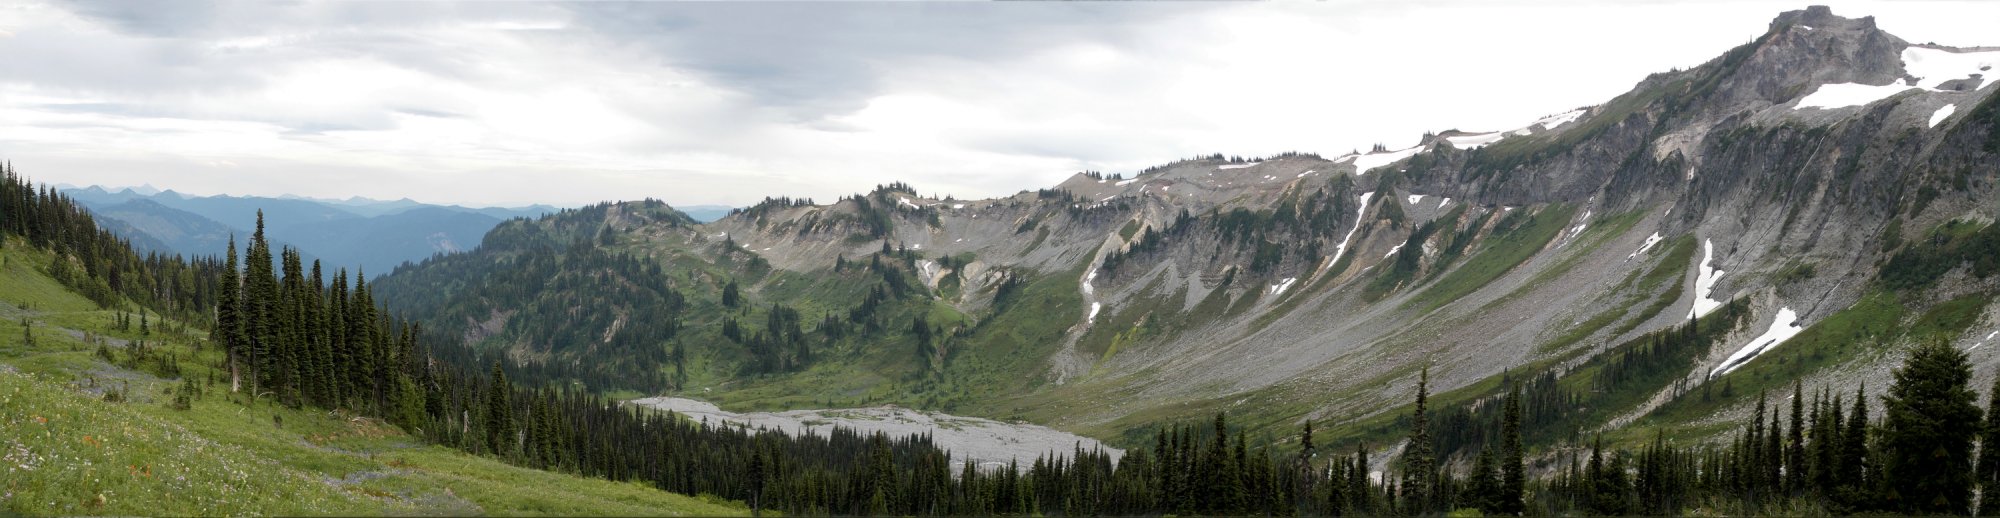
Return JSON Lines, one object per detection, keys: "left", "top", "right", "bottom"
{"left": 62, "top": 186, "right": 565, "bottom": 275}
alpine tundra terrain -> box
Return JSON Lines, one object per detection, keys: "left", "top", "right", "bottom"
{"left": 373, "top": 6, "right": 2000, "bottom": 455}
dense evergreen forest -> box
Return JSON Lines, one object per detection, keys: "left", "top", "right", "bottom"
{"left": 7, "top": 165, "right": 2000, "bottom": 516}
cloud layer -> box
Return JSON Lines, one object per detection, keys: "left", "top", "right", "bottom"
{"left": 1, "top": 0, "right": 1994, "bottom": 207}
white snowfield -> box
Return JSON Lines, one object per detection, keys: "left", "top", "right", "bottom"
{"left": 1345, "top": 146, "right": 1424, "bottom": 175}
{"left": 1269, "top": 277, "right": 1298, "bottom": 296}
{"left": 1444, "top": 132, "right": 1507, "bottom": 149}
{"left": 1796, "top": 47, "right": 2000, "bottom": 110}
{"left": 628, "top": 397, "right": 1122, "bottom": 472}
{"left": 1088, "top": 302, "right": 1103, "bottom": 324}
{"left": 1408, "top": 194, "right": 1426, "bottom": 205}
{"left": 1218, "top": 162, "right": 1261, "bottom": 170}
{"left": 898, "top": 197, "right": 921, "bottom": 209}
{"left": 1930, "top": 104, "right": 1958, "bottom": 128}
{"left": 1534, "top": 109, "right": 1586, "bottom": 130}
{"left": 1629, "top": 232, "right": 1664, "bottom": 259}
{"left": 1712, "top": 308, "right": 1804, "bottom": 377}
{"left": 1796, "top": 83, "right": 1918, "bottom": 110}
{"left": 1439, "top": 198, "right": 1451, "bottom": 207}
{"left": 1383, "top": 243, "right": 1405, "bottom": 259}
{"left": 1689, "top": 239, "right": 1727, "bottom": 320}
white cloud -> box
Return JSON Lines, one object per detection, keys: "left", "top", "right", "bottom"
{"left": 0, "top": 1, "right": 1996, "bottom": 208}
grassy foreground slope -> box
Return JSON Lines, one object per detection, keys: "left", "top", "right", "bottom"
{"left": 0, "top": 241, "right": 747, "bottom": 516}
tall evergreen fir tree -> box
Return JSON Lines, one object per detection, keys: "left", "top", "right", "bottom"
{"left": 1500, "top": 385, "right": 1526, "bottom": 516}
{"left": 244, "top": 211, "right": 278, "bottom": 399}
{"left": 1837, "top": 383, "right": 1870, "bottom": 510}
{"left": 1404, "top": 366, "right": 1435, "bottom": 515}
{"left": 1880, "top": 340, "right": 1984, "bottom": 515}
{"left": 350, "top": 272, "right": 380, "bottom": 412}
{"left": 327, "top": 270, "right": 350, "bottom": 406}
{"left": 1351, "top": 443, "right": 1370, "bottom": 516}
{"left": 486, "top": 360, "right": 513, "bottom": 457}
{"left": 214, "top": 235, "right": 244, "bottom": 393}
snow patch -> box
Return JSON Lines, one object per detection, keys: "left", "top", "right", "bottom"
{"left": 1408, "top": 194, "right": 1425, "bottom": 205}
{"left": 1218, "top": 162, "right": 1260, "bottom": 170}
{"left": 1566, "top": 210, "right": 1591, "bottom": 240}
{"left": 1688, "top": 239, "right": 1727, "bottom": 320}
{"left": 1383, "top": 243, "right": 1405, "bottom": 259}
{"left": 1904, "top": 46, "right": 2000, "bottom": 90}
{"left": 1344, "top": 146, "right": 1424, "bottom": 175}
{"left": 1929, "top": 104, "right": 1958, "bottom": 128}
{"left": 1629, "top": 232, "right": 1664, "bottom": 259}
{"left": 953, "top": 203, "right": 966, "bottom": 209}
{"left": 1298, "top": 170, "right": 1316, "bottom": 178}
{"left": 1712, "top": 308, "right": 1804, "bottom": 377}
{"left": 1796, "top": 82, "right": 1918, "bottom": 109}
{"left": 1439, "top": 198, "right": 1451, "bottom": 207}
{"left": 1534, "top": 109, "right": 1586, "bottom": 130}
{"left": 1796, "top": 47, "right": 2000, "bottom": 110}
{"left": 1444, "top": 132, "right": 1507, "bottom": 149}
{"left": 1082, "top": 269, "right": 1098, "bottom": 296}
{"left": 898, "top": 197, "right": 920, "bottom": 209}
{"left": 1115, "top": 179, "right": 1135, "bottom": 187}
{"left": 1270, "top": 277, "right": 1298, "bottom": 296}
{"left": 1087, "top": 302, "right": 1103, "bottom": 324}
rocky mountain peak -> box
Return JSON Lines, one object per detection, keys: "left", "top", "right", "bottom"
{"left": 1702, "top": 6, "right": 1909, "bottom": 111}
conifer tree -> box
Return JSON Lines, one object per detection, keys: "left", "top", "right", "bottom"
{"left": 486, "top": 360, "right": 513, "bottom": 457}
{"left": 1880, "top": 340, "right": 1984, "bottom": 515}
{"left": 1350, "top": 443, "right": 1370, "bottom": 516}
{"left": 214, "top": 235, "right": 244, "bottom": 393}
{"left": 244, "top": 211, "right": 277, "bottom": 400}
{"left": 1500, "top": 385, "right": 1526, "bottom": 516}
{"left": 1837, "top": 384, "right": 1870, "bottom": 509}
{"left": 1403, "top": 366, "right": 1436, "bottom": 515}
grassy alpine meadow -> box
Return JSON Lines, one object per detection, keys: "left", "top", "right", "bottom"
{"left": 0, "top": 241, "right": 749, "bottom": 517}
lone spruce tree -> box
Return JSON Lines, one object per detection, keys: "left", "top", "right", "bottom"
{"left": 1880, "top": 340, "right": 1984, "bottom": 515}
{"left": 1499, "top": 384, "right": 1526, "bottom": 515}
{"left": 1403, "top": 365, "right": 1435, "bottom": 514}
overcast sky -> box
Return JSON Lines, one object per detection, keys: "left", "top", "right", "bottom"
{"left": 1, "top": 1, "right": 1994, "bottom": 208}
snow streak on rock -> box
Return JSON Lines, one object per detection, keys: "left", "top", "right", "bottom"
{"left": 1712, "top": 308, "right": 1804, "bottom": 377}
{"left": 1324, "top": 192, "right": 1376, "bottom": 273}
{"left": 1629, "top": 232, "right": 1664, "bottom": 259}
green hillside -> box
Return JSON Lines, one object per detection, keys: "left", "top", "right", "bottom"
{"left": 0, "top": 240, "right": 748, "bottom": 516}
